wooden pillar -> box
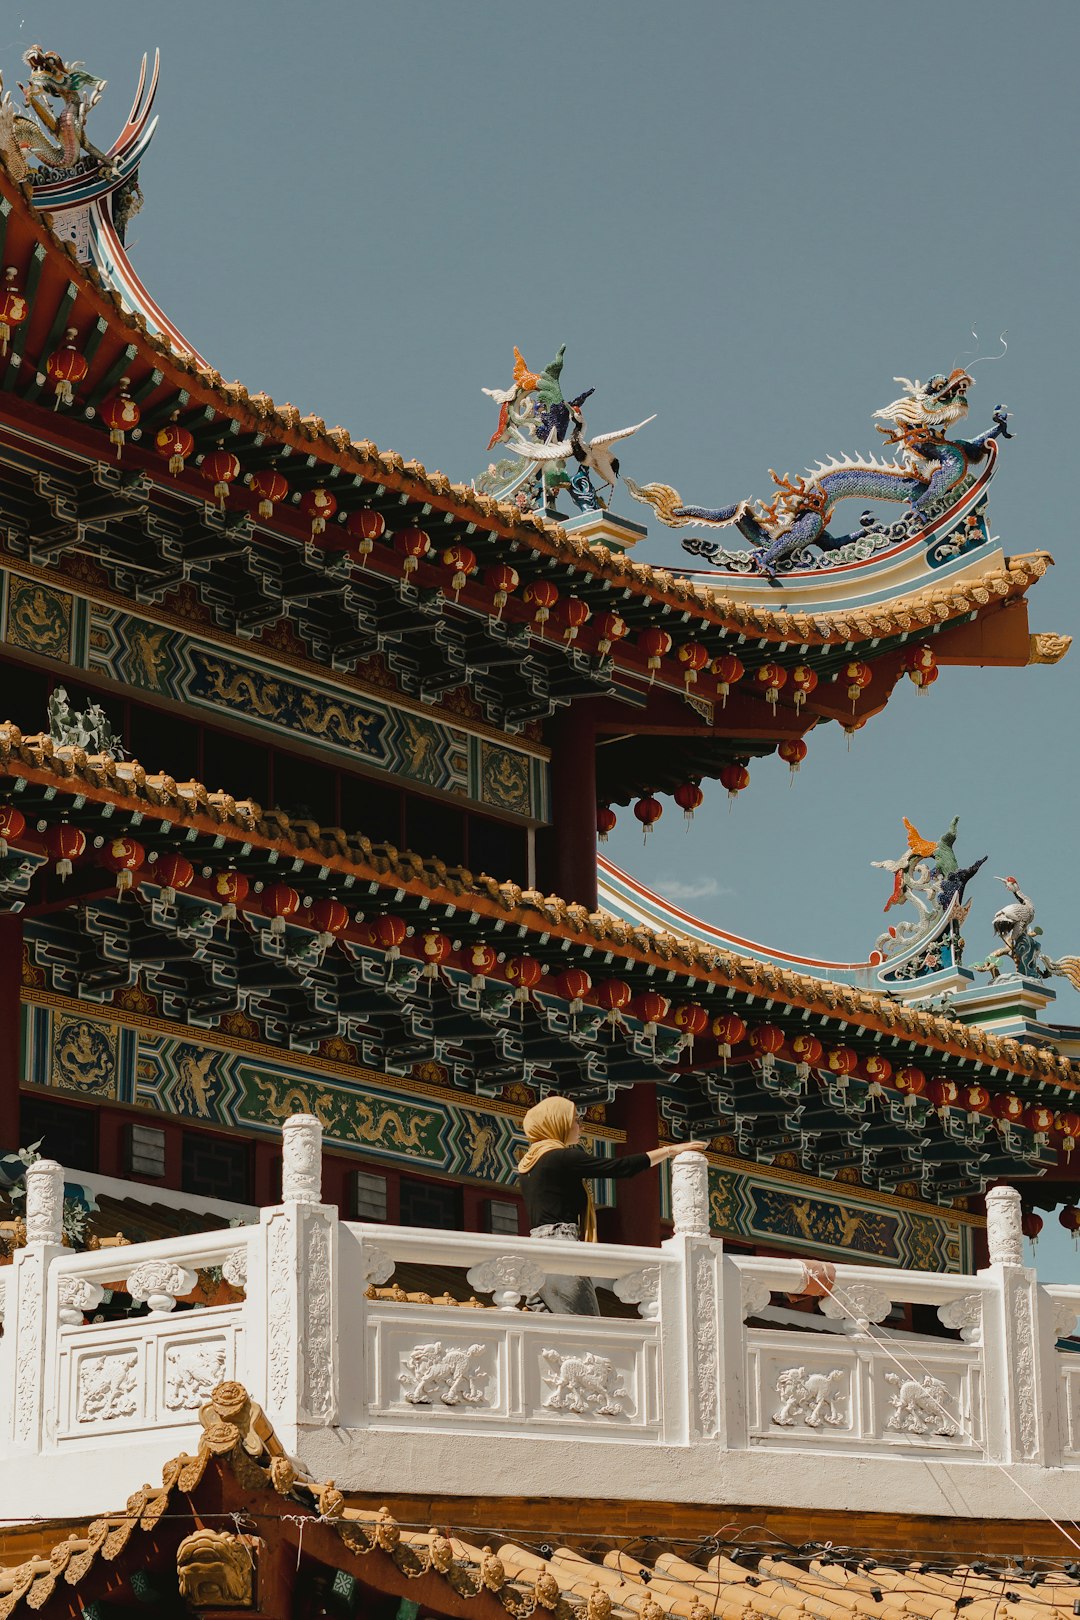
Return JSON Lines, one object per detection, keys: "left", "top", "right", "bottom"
{"left": 536, "top": 705, "right": 597, "bottom": 908}
{"left": 0, "top": 914, "right": 23, "bottom": 1149}
{"left": 610, "top": 1082, "right": 662, "bottom": 1248}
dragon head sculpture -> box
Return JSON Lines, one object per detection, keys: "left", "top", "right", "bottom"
{"left": 874, "top": 369, "right": 974, "bottom": 434}
{"left": 21, "top": 46, "right": 105, "bottom": 116}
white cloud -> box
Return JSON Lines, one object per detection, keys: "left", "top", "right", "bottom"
{"left": 652, "top": 876, "right": 733, "bottom": 904}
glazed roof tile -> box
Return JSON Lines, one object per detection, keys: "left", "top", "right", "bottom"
{"left": 1, "top": 721, "right": 1075, "bottom": 1087}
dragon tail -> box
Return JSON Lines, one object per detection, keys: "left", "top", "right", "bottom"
{"left": 624, "top": 479, "right": 693, "bottom": 528}
{"left": 1050, "top": 956, "right": 1080, "bottom": 993}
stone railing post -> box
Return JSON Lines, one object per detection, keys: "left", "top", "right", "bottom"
{"left": 979, "top": 1184, "right": 1055, "bottom": 1465}
{"left": 3, "top": 1160, "right": 65, "bottom": 1454}
{"left": 671, "top": 1150, "right": 710, "bottom": 1237}
{"left": 244, "top": 1117, "right": 339, "bottom": 1452}
{"left": 660, "top": 1150, "right": 737, "bottom": 1447}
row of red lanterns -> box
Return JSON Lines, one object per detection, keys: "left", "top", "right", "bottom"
{"left": 599, "top": 749, "right": 809, "bottom": 841}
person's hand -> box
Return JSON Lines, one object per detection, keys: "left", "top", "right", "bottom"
{"left": 680, "top": 1139, "right": 710, "bottom": 1154}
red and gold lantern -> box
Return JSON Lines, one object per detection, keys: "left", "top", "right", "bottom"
{"left": 865, "top": 1053, "right": 893, "bottom": 1090}
{"left": 633, "top": 793, "right": 663, "bottom": 839}
{"left": 203, "top": 447, "right": 241, "bottom": 510}
{"left": 344, "top": 507, "right": 386, "bottom": 564}
{"left": 778, "top": 738, "right": 807, "bottom": 778}
{"left": 631, "top": 990, "right": 670, "bottom": 1037}
{"left": 300, "top": 487, "right": 337, "bottom": 538}
{"left": 505, "top": 954, "right": 543, "bottom": 1004}
{"left": 310, "top": 897, "right": 350, "bottom": 947}
{"left": 156, "top": 418, "right": 195, "bottom": 476}
{"left": 263, "top": 881, "right": 300, "bottom": 937}
{"left": 963, "top": 1083, "right": 992, "bottom": 1116}
{"left": 751, "top": 1024, "right": 785, "bottom": 1060}
{"left": 524, "top": 578, "right": 558, "bottom": 630}
{"left": 486, "top": 562, "right": 519, "bottom": 618}
{"left": 677, "top": 640, "right": 709, "bottom": 690}
{"left": 673, "top": 1002, "right": 709, "bottom": 1056}
{"left": 463, "top": 941, "right": 498, "bottom": 989}
{"left": 845, "top": 660, "right": 873, "bottom": 711}
{"left": 420, "top": 930, "right": 452, "bottom": 979}
{"left": 990, "top": 1092, "right": 1025, "bottom": 1125}
{"left": 713, "top": 1011, "right": 747, "bottom": 1066}
{"left": 555, "top": 966, "right": 592, "bottom": 1013}
{"left": 0, "top": 267, "right": 28, "bottom": 357}
{"left": 928, "top": 1077, "right": 961, "bottom": 1112}
{"left": 45, "top": 822, "right": 85, "bottom": 880}
{"left": 672, "top": 780, "right": 704, "bottom": 823}
{"left": 1056, "top": 1111, "right": 1080, "bottom": 1158}
{"left": 594, "top": 610, "right": 628, "bottom": 657}
{"left": 638, "top": 626, "right": 672, "bottom": 680}
{"left": 904, "top": 644, "right": 937, "bottom": 693}
{"left": 597, "top": 804, "right": 617, "bottom": 842}
{"left": 100, "top": 378, "right": 140, "bottom": 457}
{"left": 826, "top": 1046, "right": 858, "bottom": 1084}
{"left": 441, "top": 544, "right": 478, "bottom": 599}
{"left": 1059, "top": 1205, "right": 1080, "bottom": 1245}
{"left": 154, "top": 851, "right": 194, "bottom": 906}
{"left": 394, "top": 526, "right": 431, "bottom": 576}
{"left": 46, "top": 328, "right": 87, "bottom": 408}
{"left": 0, "top": 804, "right": 26, "bottom": 859}
{"left": 100, "top": 835, "right": 144, "bottom": 894}
{"left": 214, "top": 868, "right": 250, "bottom": 932}
{"left": 1024, "top": 1103, "right": 1055, "bottom": 1138}
{"left": 791, "top": 664, "right": 818, "bottom": 712}
{"left": 595, "top": 977, "right": 632, "bottom": 1029}
{"left": 754, "top": 661, "right": 787, "bottom": 712}
{"left": 555, "top": 595, "right": 590, "bottom": 643}
{"left": 248, "top": 468, "right": 289, "bottom": 520}
{"left": 1021, "top": 1209, "right": 1043, "bottom": 1244}
{"left": 792, "top": 1033, "right": 823, "bottom": 1070}
{"left": 719, "top": 762, "right": 750, "bottom": 804}
{"left": 895, "top": 1065, "right": 926, "bottom": 1105}
{"left": 371, "top": 913, "right": 408, "bottom": 961}
{"left": 712, "top": 653, "right": 744, "bottom": 708}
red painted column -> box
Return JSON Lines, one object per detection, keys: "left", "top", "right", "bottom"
{"left": 0, "top": 915, "right": 23, "bottom": 1150}
{"left": 609, "top": 1082, "right": 662, "bottom": 1248}
{"left": 536, "top": 704, "right": 597, "bottom": 908}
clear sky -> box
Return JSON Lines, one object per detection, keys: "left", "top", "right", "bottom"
{"left": 11, "top": 1, "right": 1079, "bottom": 1277}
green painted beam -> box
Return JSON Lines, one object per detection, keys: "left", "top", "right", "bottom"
{"left": 86, "top": 342, "right": 139, "bottom": 410}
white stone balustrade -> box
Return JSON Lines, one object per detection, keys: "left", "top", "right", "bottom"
{"left": 2, "top": 1138, "right": 1080, "bottom": 1528}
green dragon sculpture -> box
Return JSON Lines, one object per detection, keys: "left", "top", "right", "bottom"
{"left": 0, "top": 45, "right": 112, "bottom": 182}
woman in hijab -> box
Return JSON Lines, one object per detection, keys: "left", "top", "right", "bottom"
{"left": 517, "top": 1095, "right": 707, "bottom": 1315}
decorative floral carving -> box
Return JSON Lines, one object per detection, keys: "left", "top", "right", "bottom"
{"left": 986, "top": 1184, "right": 1023, "bottom": 1267}
{"left": 24, "top": 1158, "right": 64, "bottom": 1246}
{"left": 937, "top": 1294, "right": 983, "bottom": 1344}
{"left": 612, "top": 1266, "right": 660, "bottom": 1320}
{"left": 266, "top": 1214, "right": 292, "bottom": 1412}
{"left": 671, "top": 1151, "right": 710, "bottom": 1237}
{"left": 466, "top": 1254, "right": 545, "bottom": 1310}
{"left": 281, "top": 1113, "right": 323, "bottom": 1203}
{"left": 884, "top": 1371, "right": 959, "bottom": 1437}
{"left": 820, "top": 1283, "right": 892, "bottom": 1335}
{"left": 164, "top": 1343, "right": 228, "bottom": 1411}
{"left": 399, "top": 1341, "right": 487, "bottom": 1406}
{"left": 694, "top": 1251, "right": 718, "bottom": 1435}
{"left": 302, "top": 1216, "right": 334, "bottom": 1422}
{"left": 1002, "top": 1269, "right": 1039, "bottom": 1459}
{"left": 772, "top": 1366, "right": 847, "bottom": 1428}
{"left": 222, "top": 1247, "right": 248, "bottom": 1290}
{"left": 57, "top": 1275, "right": 105, "bottom": 1326}
{"left": 176, "top": 1529, "right": 256, "bottom": 1607}
{"left": 359, "top": 1243, "right": 395, "bottom": 1287}
{"left": 126, "top": 1260, "right": 197, "bottom": 1313}
{"left": 76, "top": 1350, "right": 139, "bottom": 1423}
{"left": 741, "top": 1276, "right": 772, "bottom": 1322}
{"left": 540, "top": 1348, "right": 627, "bottom": 1416}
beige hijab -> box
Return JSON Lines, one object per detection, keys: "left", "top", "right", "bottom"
{"left": 517, "top": 1096, "right": 597, "bottom": 1242}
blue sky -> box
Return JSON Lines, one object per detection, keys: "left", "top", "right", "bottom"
{"left": 13, "top": 2, "right": 1079, "bottom": 1276}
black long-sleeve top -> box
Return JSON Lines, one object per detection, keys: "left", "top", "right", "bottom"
{"left": 518, "top": 1147, "right": 651, "bottom": 1231}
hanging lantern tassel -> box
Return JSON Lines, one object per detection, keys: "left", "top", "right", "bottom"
{"left": 712, "top": 654, "right": 744, "bottom": 710}
{"left": 1057, "top": 1112, "right": 1080, "bottom": 1161}
{"left": 1059, "top": 1205, "right": 1080, "bottom": 1248}
{"left": 712, "top": 1012, "right": 746, "bottom": 1073}
{"left": 214, "top": 870, "right": 250, "bottom": 938}
{"left": 597, "top": 805, "right": 617, "bottom": 843}
{"left": 0, "top": 267, "right": 28, "bottom": 358}
{"left": 421, "top": 931, "right": 452, "bottom": 979}
{"left": 345, "top": 508, "right": 386, "bottom": 566}
{"left": 101, "top": 377, "right": 141, "bottom": 458}
{"left": 46, "top": 328, "right": 88, "bottom": 409}
{"left": 778, "top": 738, "right": 807, "bottom": 783}
{"left": 755, "top": 662, "right": 787, "bottom": 713}
{"left": 0, "top": 805, "right": 26, "bottom": 862}
{"left": 634, "top": 793, "right": 663, "bottom": 843}
{"left": 594, "top": 611, "right": 628, "bottom": 658}
{"left": 791, "top": 664, "right": 818, "bottom": 712}
{"left": 678, "top": 642, "right": 709, "bottom": 691}
{"left": 486, "top": 563, "right": 519, "bottom": 619}
{"left": 639, "top": 628, "right": 672, "bottom": 684}
{"left": 443, "top": 545, "right": 478, "bottom": 600}
{"left": 845, "top": 660, "right": 873, "bottom": 713}
{"left": 673, "top": 780, "right": 703, "bottom": 826}
{"left": 719, "top": 762, "right": 750, "bottom": 809}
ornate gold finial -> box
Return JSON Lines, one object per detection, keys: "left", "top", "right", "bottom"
{"left": 315, "top": 1480, "right": 345, "bottom": 1519}
{"left": 481, "top": 1547, "right": 506, "bottom": 1591}
{"left": 1028, "top": 632, "right": 1072, "bottom": 664}
{"left": 210, "top": 1380, "right": 251, "bottom": 1422}
{"left": 429, "top": 1530, "right": 455, "bottom": 1573}
{"left": 535, "top": 1570, "right": 562, "bottom": 1610}
{"left": 638, "top": 1593, "right": 666, "bottom": 1620}
{"left": 587, "top": 1583, "right": 613, "bottom": 1620}
{"left": 374, "top": 1506, "right": 401, "bottom": 1551}
{"left": 176, "top": 1529, "right": 257, "bottom": 1609}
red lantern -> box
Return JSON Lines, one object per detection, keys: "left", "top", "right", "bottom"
{"left": 719, "top": 762, "right": 750, "bottom": 804}
{"left": 594, "top": 610, "right": 628, "bottom": 656}
{"left": 99, "top": 835, "right": 144, "bottom": 894}
{"left": 310, "top": 897, "right": 350, "bottom": 947}
{"left": 778, "top": 738, "right": 807, "bottom": 779}
{"left": 344, "top": 507, "right": 386, "bottom": 565}
{"left": 896, "top": 1065, "right": 926, "bottom": 1104}
{"left": 46, "top": 328, "right": 88, "bottom": 408}
{"left": 1024, "top": 1103, "right": 1055, "bottom": 1137}
{"left": 394, "top": 526, "right": 431, "bottom": 576}
{"left": 845, "top": 660, "right": 873, "bottom": 711}
{"left": 463, "top": 941, "right": 498, "bottom": 989}
{"left": 904, "top": 644, "right": 937, "bottom": 694}
{"left": 677, "top": 641, "right": 709, "bottom": 689}
{"left": 486, "top": 562, "right": 519, "bottom": 618}
{"left": 441, "top": 544, "right": 478, "bottom": 598}
{"left": 505, "top": 954, "right": 543, "bottom": 1004}
{"left": 595, "top": 978, "right": 632, "bottom": 1029}
{"left": 631, "top": 990, "right": 670, "bottom": 1037}
{"left": 263, "top": 881, "right": 300, "bottom": 937}
{"left": 826, "top": 1046, "right": 859, "bottom": 1083}
{"left": 751, "top": 1024, "right": 785, "bottom": 1059}
{"left": 963, "top": 1084, "right": 992, "bottom": 1115}
{"left": 1059, "top": 1205, "right": 1080, "bottom": 1246}
{"left": 754, "top": 662, "right": 787, "bottom": 711}
{"left": 154, "top": 851, "right": 194, "bottom": 906}
{"left": 712, "top": 653, "right": 744, "bottom": 708}
{"left": 991, "top": 1092, "right": 1025, "bottom": 1125}
{"left": 1056, "top": 1111, "right": 1080, "bottom": 1158}
{"left": 555, "top": 966, "right": 592, "bottom": 1013}
{"left": 371, "top": 914, "right": 408, "bottom": 961}
{"left": 928, "top": 1077, "right": 961, "bottom": 1112}
{"left": 0, "top": 804, "right": 26, "bottom": 859}
{"left": 792, "top": 1033, "right": 823, "bottom": 1070}
{"left": 45, "top": 823, "right": 86, "bottom": 880}
{"left": 1021, "top": 1209, "right": 1043, "bottom": 1244}
{"left": 420, "top": 930, "right": 452, "bottom": 979}
{"left": 100, "top": 378, "right": 140, "bottom": 458}
{"left": 672, "top": 780, "right": 704, "bottom": 824}
{"left": 524, "top": 578, "right": 558, "bottom": 630}
{"left": 213, "top": 868, "right": 250, "bottom": 931}
{"left": 555, "top": 596, "right": 590, "bottom": 643}
{"left": 638, "top": 627, "right": 672, "bottom": 680}
{"left": 156, "top": 419, "right": 195, "bottom": 476}
{"left": 300, "top": 487, "right": 337, "bottom": 538}
{"left": 865, "top": 1054, "right": 893, "bottom": 1088}
{"left": 673, "top": 1002, "right": 709, "bottom": 1055}
{"left": 597, "top": 804, "right": 617, "bottom": 842}
{"left": 633, "top": 793, "right": 663, "bottom": 840}
{"left": 0, "top": 267, "right": 28, "bottom": 357}
{"left": 713, "top": 1011, "right": 747, "bottom": 1066}
{"left": 248, "top": 468, "right": 290, "bottom": 520}
{"left": 791, "top": 664, "right": 818, "bottom": 712}
{"left": 203, "top": 447, "right": 241, "bottom": 511}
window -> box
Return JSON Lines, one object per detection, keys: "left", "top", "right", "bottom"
{"left": 350, "top": 1170, "right": 388, "bottom": 1222}
{"left": 123, "top": 1123, "right": 167, "bottom": 1179}
{"left": 399, "top": 1175, "right": 462, "bottom": 1230}
{"left": 181, "top": 1131, "right": 251, "bottom": 1203}
{"left": 20, "top": 1096, "right": 97, "bottom": 1173}
{"left": 485, "top": 1199, "right": 520, "bottom": 1236}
